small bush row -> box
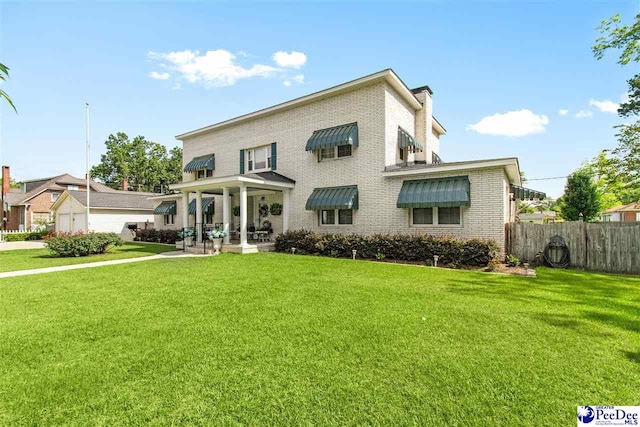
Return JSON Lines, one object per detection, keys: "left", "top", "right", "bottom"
{"left": 2, "top": 230, "right": 50, "bottom": 242}
{"left": 275, "top": 230, "right": 499, "bottom": 267}
{"left": 45, "top": 232, "right": 123, "bottom": 257}
{"left": 135, "top": 228, "right": 179, "bottom": 244}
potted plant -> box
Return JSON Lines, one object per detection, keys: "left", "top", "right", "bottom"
{"left": 270, "top": 202, "right": 282, "bottom": 216}
{"left": 178, "top": 228, "right": 195, "bottom": 247}
{"left": 206, "top": 228, "right": 227, "bottom": 255}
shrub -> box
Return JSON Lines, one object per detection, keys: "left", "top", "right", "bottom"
{"left": 45, "top": 232, "right": 123, "bottom": 257}
{"left": 506, "top": 254, "right": 520, "bottom": 267}
{"left": 135, "top": 228, "right": 178, "bottom": 244}
{"left": 3, "top": 230, "right": 50, "bottom": 242}
{"left": 275, "top": 230, "right": 499, "bottom": 267}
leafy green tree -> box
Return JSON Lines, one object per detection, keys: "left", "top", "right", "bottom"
{"left": 0, "top": 63, "right": 16, "bottom": 112}
{"left": 593, "top": 13, "right": 640, "bottom": 204}
{"left": 91, "top": 132, "right": 183, "bottom": 192}
{"left": 559, "top": 171, "right": 601, "bottom": 221}
{"left": 0, "top": 177, "right": 19, "bottom": 189}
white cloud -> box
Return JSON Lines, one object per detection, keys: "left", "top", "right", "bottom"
{"left": 283, "top": 80, "right": 292, "bottom": 87}
{"left": 589, "top": 98, "right": 619, "bottom": 113}
{"left": 148, "top": 49, "right": 278, "bottom": 87}
{"left": 283, "top": 74, "right": 305, "bottom": 87}
{"left": 467, "top": 109, "right": 549, "bottom": 137}
{"left": 273, "top": 51, "right": 307, "bottom": 69}
{"left": 149, "top": 71, "right": 170, "bottom": 80}
{"left": 559, "top": 109, "right": 569, "bottom": 116}
{"left": 574, "top": 110, "right": 593, "bottom": 119}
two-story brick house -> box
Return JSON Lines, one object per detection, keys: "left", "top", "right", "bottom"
{"left": 151, "top": 69, "right": 543, "bottom": 254}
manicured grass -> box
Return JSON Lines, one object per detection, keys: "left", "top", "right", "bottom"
{"left": 0, "top": 242, "right": 175, "bottom": 272}
{"left": 1, "top": 253, "right": 639, "bottom": 425}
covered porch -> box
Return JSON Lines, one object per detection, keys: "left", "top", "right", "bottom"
{"left": 169, "top": 172, "right": 295, "bottom": 254}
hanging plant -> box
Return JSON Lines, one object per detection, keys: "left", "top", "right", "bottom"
{"left": 232, "top": 206, "right": 240, "bottom": 217}
{"left": 270, "top": 203, "right": 283, "bottom": 216}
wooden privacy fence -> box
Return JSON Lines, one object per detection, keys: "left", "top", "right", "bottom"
{"left": 506, "top": 222, "right": 640, "bottom": 275}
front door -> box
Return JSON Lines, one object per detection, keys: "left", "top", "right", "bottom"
{"left": 247, "top": 196, "right": 255, "bottom": 230}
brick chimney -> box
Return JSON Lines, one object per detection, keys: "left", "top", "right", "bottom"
{"left": 122, "top": 178, "right": 128, "bottom": 191}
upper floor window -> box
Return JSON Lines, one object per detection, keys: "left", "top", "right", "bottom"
{"left": 50, "top": 192, "right": 60, "bottom": 202}
{"left": 67, "top": 185, "right": 79, "bottom": 191}
{"left": 247, "top": 145, "right": 272, "bottom": 173}
{"left": 318, "top": 144, "right": 352, "bottom": 161}
{"left": 196, "top": 169, "right": 214, "bottom": 180}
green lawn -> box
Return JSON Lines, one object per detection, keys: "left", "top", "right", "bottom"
{"left": 1, "top": 253, "right": 639, "bottom": 425}
{"left": 0, "top": 242, "right": 175, "bottom": 272}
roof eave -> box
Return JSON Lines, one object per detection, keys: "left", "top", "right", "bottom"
{"left": 175, "top": 69, "right": 422, "bottom": 140}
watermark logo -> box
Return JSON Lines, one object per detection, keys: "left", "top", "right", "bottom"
{"left": 577, "top": 406, "right": 640, "bottom": 426}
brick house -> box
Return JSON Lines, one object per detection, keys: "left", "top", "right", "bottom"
{"left": 151, "top": 69, "right": 544, "bottom": 254}
{"left": 601, "top": 203, "right": 640, "bottom": 222}
{"left": 2, "top": 173, "right": 117, "bottom": 231}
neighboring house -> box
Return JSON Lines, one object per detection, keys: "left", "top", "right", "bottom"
{"left": 2, "top": 170, "right": 117, "bottom": 231}
{"left": 601, "top": 203, "right": 640, "bottom": 222}
{"left": 152, "top": 69, "right": 544, "bottom": 254}
{"left": 519, "top": 211, "right": 557, "bottom": 224}
{"left": 51, "top": 190, "right": 156, "bottom": 240}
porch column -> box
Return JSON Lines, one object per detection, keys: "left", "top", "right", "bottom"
{"left": 240, "top": 184, "right": 248, "bottom": 247}
{"left": 181, "top": 191, "right": 189, "bottom": 231}
{"left": 195, "top": 190, "right": 203, "bottom": 242}
{"left": 222, "top": 187, "right": 231, "bottom": 244}
{"left": 282, "top": 189, "right": 291, "bottom": 233}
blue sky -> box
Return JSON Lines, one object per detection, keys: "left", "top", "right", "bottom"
{"left": 1, "top": 1, "right": 637, "bottom": 197}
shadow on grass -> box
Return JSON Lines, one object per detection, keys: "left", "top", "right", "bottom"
{"left": 623, "top": 351, "right": 640, "bottom": 365}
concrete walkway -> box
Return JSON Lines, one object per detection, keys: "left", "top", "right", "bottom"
{"left": 0, "top": 241, "right": 46, "bottom": 251}
{"left": 0, "top": 250, "right": 206, "bottom": 279}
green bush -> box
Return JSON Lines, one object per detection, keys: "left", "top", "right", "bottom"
{"left": 3, "top": 230, "right": 50, "bottom": 242}
{"left": 135, "top": 228, "right": 178, "bottom": 244}
{"left": 275, "top": 230, "right": 499, "bottom": 267}
{"left": 507, "top": 254, "right": 521, "bottom": 267}
{"left": 45, "top": 232, "right": 123, "bottom": 257}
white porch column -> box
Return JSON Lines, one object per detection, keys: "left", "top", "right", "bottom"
{"left": 282, "top": 189, "right": 291, "bottom": 233}
{"left": 195, "top": 191, "right": 203, "bottom": 242}
{"left": 181, "top": 191, "right": 189, "bottom": 231}
{"left": 222, "top": 187, "right": 231, "bottom": 244}
{"left": 240, "top": 184, "right": 248, "bottom": 247}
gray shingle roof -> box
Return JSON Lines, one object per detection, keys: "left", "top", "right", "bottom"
{"left": 67, "top": 190, "right": 156, "bottom": 210}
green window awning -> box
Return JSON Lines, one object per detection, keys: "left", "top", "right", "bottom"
{"left": 184, "top": 154, "right": 215, "bottom": 172}
{"left": 397, "top": 176, "right": 470, "bottom": 208}
{"left": 188, "top": 197, "right": 215, "bottom": 214}
{"left": 511, "top": 185, "right": 545, "bottom": 201}
{"left": 305, "top": 123, "right": 358, "bottom": 151}
{"left": 154, "top": 201, "right": 177, "bottom": 215}
{"left": 306, "top": 186, "right": 358, "bottom": 210}
{"left": 398, "top": 127, "right": 423, "bottom": 152}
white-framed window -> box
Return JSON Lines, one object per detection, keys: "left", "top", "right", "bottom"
{"left": 164, "top": 214, "right": 175, "bottom": 225}
{"left": 318, "top": 145, "right": 352, "bottom": 162}
{"left": 246, "top": 145, "right": 272, "bottom": 172}
{"left": 636, "top": 212, "right": 640, "bottom": 222}
{"left": 411, "top": 207, "right": 462, "bottom": 226}
{"left": 320, "top": 209, "right": 353, "bottom": 225}
{"left": 50, "top": 192, "right": 60, "bottom": 202}
{"left": 67, "top": 185, "right": 79, "bottom": 191}
{"left": 196, "top": 169, "right": 213, "bottom": 180}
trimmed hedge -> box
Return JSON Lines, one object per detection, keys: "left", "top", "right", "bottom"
{"left": 45, "top": 232, "right": 123, "bottom": 257}
{"left": 135, "top": 228, "right": 179, "bottom": 244}
{"left": 275, "top": 230, "right": 499, "bottom": 267}
{"left": 2, "top": 230, "right": 50, "bottom": 241}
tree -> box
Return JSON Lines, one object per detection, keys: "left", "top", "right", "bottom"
{"left": 91, "top": 132, "right": 183, "bottom": 192}
{"left": 559, "top": 171, "right": 601, "bottom": 221}
{"left": 593, "top": 13, "right": 640, "bottom": 203}
{"left": 0, "top": 63, "right": 16, "bottom": 112}
{"left": 0, "top": 177, "right": 19, "bottom": 189}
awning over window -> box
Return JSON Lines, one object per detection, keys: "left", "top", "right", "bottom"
{"left": 511, "top": 185, "right": 545, "bottom": 200}
{"left": 184, "top": 154, "right": 215, "bottom": 172}
{"left": 397, "top": 176, "right": 470, "bottom": 208}
{"left": 154, "top": 201, "right": 177, "bottom": 215}
{"left": 398, "top": 127, "right": 423, "bottom": 152}
{"left": 305, "top": 123, "right": 358, "bottom": 151}
{"left": 306, "top": 185, "right": 358, "bottom": 210}
{"left": 188, "top": 197, "right": 215, "bottom": 214}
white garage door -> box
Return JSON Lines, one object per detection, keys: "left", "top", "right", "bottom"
{"left": 57, "top": 214, "right": 70, "bottom": 232}
{"left": 72, "top": 213, "right": 85, "bottom": 232}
